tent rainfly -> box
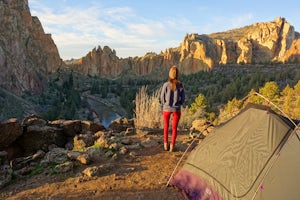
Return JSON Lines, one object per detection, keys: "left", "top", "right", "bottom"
{"left": 170, "top": 104, "right": 300, "bottom": 200}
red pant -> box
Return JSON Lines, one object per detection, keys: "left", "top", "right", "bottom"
{"left": 163, "top": 111, "right": 181, "bottom": 146}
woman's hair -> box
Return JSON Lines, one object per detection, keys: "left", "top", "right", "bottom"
{"left": 169, "top": 65, "right": 179, "bottom": 91}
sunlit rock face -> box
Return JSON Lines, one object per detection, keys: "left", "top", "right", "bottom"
{"left": 69, "top": 17, "right": 299, "bottom": 78}
{"left": 0, "top": 0, "right": 63, "bottom": 95}
{"left": 1, "top": 2, "right": 299, "bottom": 91}
{"left": 284, "top": 39, "right": 300, "bottom": 63}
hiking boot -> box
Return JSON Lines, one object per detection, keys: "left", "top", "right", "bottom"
{"left": 169, "top": 144, "right": 174, "bottom": 152}
{"left": 164, "top": 143, "right": 169, "bottom": 151}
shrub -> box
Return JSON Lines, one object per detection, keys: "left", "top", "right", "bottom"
{"left": 179, "top": 106, "right": 206, "bottom": 129}
{"left": 134, "top": 86, "right": 162, "bottom": 129}
{"left": 217, "top": 97, "right": 244, "bottom": 124}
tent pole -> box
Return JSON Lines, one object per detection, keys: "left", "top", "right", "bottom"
{"left": 254, "top": 92, "right": 298, "bottom": 128}
{"left": 166, "top": 132, "right": 201, "bottom": 187}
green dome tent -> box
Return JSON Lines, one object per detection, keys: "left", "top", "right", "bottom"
{"left": 170, "top": 104, "right": 300, "bottom": 200}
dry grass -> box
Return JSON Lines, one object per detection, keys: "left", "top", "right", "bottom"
{"left": 134, "top": 86, "right": 207, "bottom": 131}
{"left": 134, "top": 86, "right": 162, "bottom": 129}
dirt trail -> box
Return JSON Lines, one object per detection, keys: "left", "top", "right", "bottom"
{"left": 1, "top": 133, "right": 198, "bottom": 200}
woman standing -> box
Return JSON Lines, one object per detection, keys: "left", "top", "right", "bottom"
{"left": 160, "top": 65, "right": 185, "bottom": 152}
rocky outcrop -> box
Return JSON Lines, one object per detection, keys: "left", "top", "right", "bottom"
{"left": 0, "top": 0, "right": 63, "bottom": 95}
{"left": 284, "top": 39, "right": 300, "bottom": 62}
{"left": 238, "top": 17, "right": 295, "bottom": 63}
{"left": 0, "top": 115, "right": 107, "bottom": 159}
{"left": 68, "top": 17, "right": 300, "bottom": 77}
{"left": 73, "top": 46, "right": 122, "bottom": 77}
{"left": 0, "top": 119, "right": 22, "bottom": 149}
{"left": 0, "top": 114, "right": 156, "bottom": 189}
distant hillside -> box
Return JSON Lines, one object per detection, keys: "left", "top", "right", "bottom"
{"left": 0, "top": 1, "right": 300, "bottom": 122}
{"left": 68, "top": 17, "right": 300, "bottom": 79}
{"left": 1, "top": 0, "right": 299, "bottom": 96}
{"left": 0, "top": 88, "right": 38, "bottom": 119}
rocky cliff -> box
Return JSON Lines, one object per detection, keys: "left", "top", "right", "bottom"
{"left": 69, "top": 17, "right": 300, "bottom": 77}
{"left": 1, "top": 0, "right": 298, "bottom": 95}
{"left": 0, "top": 0, "right": 63, "bottom": 95}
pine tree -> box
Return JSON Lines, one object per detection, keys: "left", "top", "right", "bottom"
{"left": 190, "top": 93, "right": 208, "bottom": 114}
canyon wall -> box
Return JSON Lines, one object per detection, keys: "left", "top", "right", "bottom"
{"left": 69, "top": 17, "right": 299, "bottom": 78}
{"left": 1, "top": 0, "right": 299, "bottom": 94}
{"left": 0, "top": 0, "right": 63, "bottom": 95}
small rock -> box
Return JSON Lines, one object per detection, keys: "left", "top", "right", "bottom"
{"left": 111, "top": 153, "right": 118, "bottom": 160}
{"left": 94, "top": 131, "right": 106, "bottom": 138}
{"left": 105, "top": 151, "right": 114, "bottom": 158}
{"left": 32, "top": 150, "right": 46, "bottom": 160}
{"left": 119, "top": 147, "right": 127, "bottom": 155}
{"left": 121, "top": 138, "right": 132, "bottom": 145}
{"left": 129, "top": 151, "right": 138, "bottom": 157}
{"left": 67, "top": 151, "right": 82, "bottom": 160}
{"left": 125, "top": 127, "right": 135, "bottom": 136}
{"left": 109, "top": 143, "right": 119, "bottom": 150}
{"left": 77, "top": 154, "right": 91, "bottom": 165}
{"left": 54, "top": 161, "right": 74, "bottom": 173}
{"left": 82, "top": 166, "right": 100, "bottom": 177}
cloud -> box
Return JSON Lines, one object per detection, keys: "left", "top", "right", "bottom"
{"left": 127, "top": 22, "right": 166, "bottom": 37}
{"left": 28, "top": 1, "right": 199, "bottom": 59}
{"left": 203, "top": 13, "right": 254, "bottom": 33}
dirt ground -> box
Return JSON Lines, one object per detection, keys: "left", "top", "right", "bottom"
{"left": 0, "top": 133, "right": 199, "bottom": 200}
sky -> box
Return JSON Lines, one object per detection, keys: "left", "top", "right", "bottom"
{"left": 28, "top": 0, "right": 300, "bottom": 60}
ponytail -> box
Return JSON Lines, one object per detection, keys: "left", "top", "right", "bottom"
{"left": 169, "top": 65, "right": 179, "bottom": 91}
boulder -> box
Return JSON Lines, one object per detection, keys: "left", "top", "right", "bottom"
{"left": 81, "top": 121, "right": 106, "bottom": 133}
{"left": 73, "top": 133, "right": 95, "bottom": 151}
{"left": 94, "top": 135, "right": 110, "bottom": 149}
{"left": 108, "top": 118, "right": 134, "bottom": 133}
{"left": 20, "top": 124, "right": 66, "bottom": 154}
{"left": 76, "top": 154, "right": 91, "bottom": 165}
{"left": 22, "top": 114, "right": 47, "bottom": 127}
{"left": 0, "top": 118, "right": 22, "bottom": 150}
{"left": 42, "top": 148, "right": 69, "bottom": 164}
{"left": 67, "top": 151, "right": 91, "bottom": 165}
{"left": 10, "top": 150, "right": 45, "bottom": 170}
{"left": 86, "top": 148, "right": 105, "bottom": 163}
{"left": 49, "top": 120, "right": 82, "bottom": 137}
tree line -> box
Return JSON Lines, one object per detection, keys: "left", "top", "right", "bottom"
{"left": 21, "top": 64, "right": 299, "bottom": 126}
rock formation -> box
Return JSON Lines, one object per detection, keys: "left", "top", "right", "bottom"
{"left": 0, "top": 0, "right": 63, "bottom": 95}
{"left": 68, "top": 17, "right": 300, "bottom": 77}
{"left": 284, "top": 39, "right": 300, "bottom": 62}
{"left": 74, "top": 46, "right": 121, "bottom": 77}
{"left": 0, "top": 114, "right": 136, "bottom": 189}
{"left": 1, "top": 0, "right": 299, "bottom": 95}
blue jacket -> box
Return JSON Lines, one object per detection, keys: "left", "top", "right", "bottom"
{"left": 160, "top": 81, "right": 185, "bottom": 112}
